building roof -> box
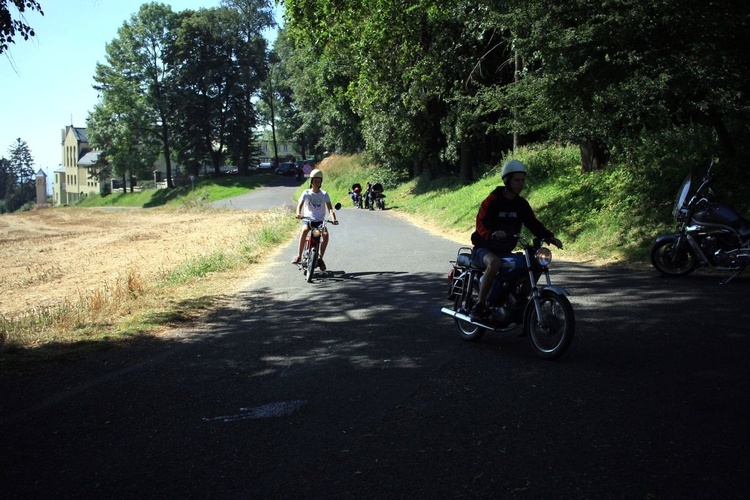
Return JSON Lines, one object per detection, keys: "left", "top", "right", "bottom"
{"left": 62, "top": 126, "right": 88, "bottom": 145}
{"left": 78, "top": 150, "right": 103, "bottom": 167}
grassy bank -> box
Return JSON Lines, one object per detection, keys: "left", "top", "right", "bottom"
{"left": 75, "top": 172, "right": 276, "bottom": 208}
{"left": 315, "top": 148, "right": 687, "bottom": 264}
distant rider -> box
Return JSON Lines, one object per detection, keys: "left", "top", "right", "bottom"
{"left": 292, "top": 168, "right": 338, "bottom": 271}
{"left": 470, "top": 160, "right": 562, "bottom": 319}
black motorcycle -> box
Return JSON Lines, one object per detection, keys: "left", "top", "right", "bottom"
{"left": 368, "top": 182, "right": 386, "bottom": 210}
{"left": 651, "top": 160, "right": 750, "bottom": 284}
{"left": 441, "top": 235, "right": 575, "bottom": 359}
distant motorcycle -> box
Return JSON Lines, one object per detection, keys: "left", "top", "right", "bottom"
{"left": 296, "top": 203, "right": 341, "bottom": 283}
{"left": 651, "top": 160, "right": 750, "bottom": 284}
{"left": 349, "top": 183, "right": 363, "bottom": 209}
{"left": 441, "top": 235, "right": 575, "bottom": 359}
{"left": 368, "top": 182, "right": 386, "bottom": 210}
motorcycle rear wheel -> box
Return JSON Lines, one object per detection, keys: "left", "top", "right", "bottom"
{"left": 650, "top": 238, "right": 696, "bottom": 276}
{"left": 524, "top": 290, "right": 575, "bottom": 359}
{"left": 454, "top": 283, "right": 485, "bottom": 341}
{"left": 306, "top": 247, "right": 317, "bottom": 283}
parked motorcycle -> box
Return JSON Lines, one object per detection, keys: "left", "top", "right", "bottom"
{"left": 650, "top": 160, "right": 750, "bottom": 284}
{"left": 296, "top": 203, "right": 341, "bottom": 282}
{"left": 349, "top": 183, "right": 363, "bottom": 209}
{"left": 369, "top": 182, "right": 386, "bottom": 210}
{"left": 441, "top": 235, "right": 575, "bottom": 359}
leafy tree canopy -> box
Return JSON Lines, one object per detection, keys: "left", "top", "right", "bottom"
{"left": 0, "top": 0, "right": 43, "bottom": 54}
{"left": 281, "top": 0, "right": 750, "bottom": 178}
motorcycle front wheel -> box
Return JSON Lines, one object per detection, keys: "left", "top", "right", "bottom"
{"left": 524, "top": 290, "right": 575, "bottom": 359}
{"left": 650, "top": 238, "right": 696, "bottom": 276}
{"left": 306, "top": 247, "right": 318, "bottom": 283}
{"left": 454, "top": 283, "right": 485, "bottom": 341}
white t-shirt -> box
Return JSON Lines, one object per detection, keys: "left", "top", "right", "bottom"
{"left": 298, "top": 188, "right": 331, "bottom": 221}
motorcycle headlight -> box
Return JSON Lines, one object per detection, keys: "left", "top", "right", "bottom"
{"left": 535, "top": 247, "right": 552, "bottom": 266}
{"left": 311, "top": 228, "right": 322, "bottom": 238}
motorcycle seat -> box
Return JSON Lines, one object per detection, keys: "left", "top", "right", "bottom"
{"left": 457, "top": 253, "right": 473, "bottom": 267}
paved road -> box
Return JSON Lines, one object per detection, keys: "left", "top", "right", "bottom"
{"left": 210, "top": 174, "right": 301, "bottom": 210}
{"left": 2, "top": 186, "right": 749, "bottom": 499}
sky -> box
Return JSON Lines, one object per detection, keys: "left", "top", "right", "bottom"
{"left": 0, "top": 0, "right": 280, "bottom": 182}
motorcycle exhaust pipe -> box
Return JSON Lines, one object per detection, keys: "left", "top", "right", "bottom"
{"left": 440, "top": 307, "right": 492, "bottom": 329}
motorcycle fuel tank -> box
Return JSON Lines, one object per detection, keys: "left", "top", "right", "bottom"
{"left": 692, "top": 201, "right": 743, "bottom": 229}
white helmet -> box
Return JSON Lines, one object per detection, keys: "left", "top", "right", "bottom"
{"left": 309, "top": 168, "right": 323, "bottom": 187}
{"left": 501, "top": 160, "right": 527, "bottom": 181}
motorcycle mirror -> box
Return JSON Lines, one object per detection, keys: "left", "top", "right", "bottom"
{"left": 334, "top": 202, "right": 342, "bottom": 210}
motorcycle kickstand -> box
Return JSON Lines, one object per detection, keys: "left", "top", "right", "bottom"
{"left": 719, "top": 266, "right": 745, "bottom": 285}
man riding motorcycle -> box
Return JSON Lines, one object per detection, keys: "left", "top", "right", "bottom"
{"left": 470, "top": 160, "right": 562, "bottom": 319}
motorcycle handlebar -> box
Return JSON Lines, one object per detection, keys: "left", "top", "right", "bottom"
{"left": 296, "top": 216, "right": 339, "bottom": 225}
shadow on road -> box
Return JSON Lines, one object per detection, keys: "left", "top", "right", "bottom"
{"left": 2, "top": 260, "right": 749, "bottom": 498}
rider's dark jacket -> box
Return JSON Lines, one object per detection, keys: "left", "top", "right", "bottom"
{"left": 471, "top": 186, "right": 554, "bottom": 254}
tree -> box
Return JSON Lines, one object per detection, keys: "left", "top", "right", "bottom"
{"left": 93, "top": 3, "right": 181, "bottom": 188}
{"left": 1, "top": 138, "right": 35, "bottom": 212}
{"left": 273, "top": 30, "right": 322, "bottom": 160}
{"left": 170, "top": 7, "right": 239, "bottom": 175}
{"left": 0, "top": 156, "right": 10, "bottom": 203}
{"left": 170, "top": 6, "right": 268, "bottom": 176}
{"left": 282, "top": 0, "right": 509, "bottom": 179}
{"left": 281, "top": 1, "right": 365, "bottom": 155}
{"left": 1, "top": 0, "right": 43, "bottom": 55}
{"left": 491, "top": 0, "right": 750, "bottom": 170}
{"left": 281, "top": 0, "right": 750, "bottom": 178}
{"left": 87, "top": 94, "right": 159, "bottom": 194}
{"left": 221, "top": 0, "right": 274, "bottom": 174}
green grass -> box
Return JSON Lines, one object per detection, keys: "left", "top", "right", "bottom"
{"left": 75, "top": 173, "right": 276, "bottom": 208}
{"left": 313, "top": 147, "right": 688, "bottom": 264}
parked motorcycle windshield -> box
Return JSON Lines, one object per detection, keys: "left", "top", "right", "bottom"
{"left": 673, "top": 174, "right": 691, "bottom": 218}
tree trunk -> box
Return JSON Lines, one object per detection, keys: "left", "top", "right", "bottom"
{"left": 513, "top": 51, "right": 522, "bottom": 152}
{"left": 579, "top": 139, "right": 610, "bottom": 172}
{"left": 211, "top": 151, "right": 223, "bottom": 175}
{"left": 161, "top": 120, "right": 175, "bottom": 189}
{"left": 709, "top": 109, "right": 735, "bottom": 159}
{"left": 459, "top": 137, "right": 474, "bottom": 185}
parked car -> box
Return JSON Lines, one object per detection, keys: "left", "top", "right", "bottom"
{"left": 275, "top": 162, "right": 296, "bottom": 175}
{"left": 258, "top": 162, "right": 272, "bottom": 170}
{"left": 295, "top": 158, "right": 318, "bottom": 176}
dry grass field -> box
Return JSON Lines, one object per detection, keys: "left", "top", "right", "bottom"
{"left": 0, "top": 206, "right": 293, "bottom": 355}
